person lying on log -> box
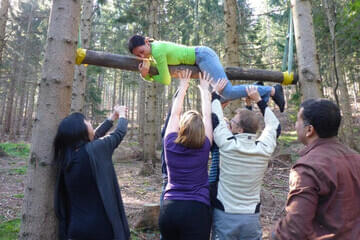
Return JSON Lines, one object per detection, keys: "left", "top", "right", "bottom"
{"left": 128, "top": 34, "right": 285, "bottom": 112}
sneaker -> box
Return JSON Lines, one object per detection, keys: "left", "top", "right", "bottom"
{"left": 272, "top": 84, "right": 285, "bottom": 112}
{"left": 254, "top": 81, "right": 264, "bottom": 86}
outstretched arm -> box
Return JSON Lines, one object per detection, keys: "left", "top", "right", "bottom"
{"left": 92, "top": 106, "right": 128, "bottom": 152}
{"left": 247, "top": 86, "right": 279, "bottom": 154}
{"left": 93, "top": 110, "right": 119, "bottom": 139}
{"left": 198, "top": 72, "right": 213, "bottom": 145}
{"left": 164, "top": 70, "right": 191, "bottom": 138}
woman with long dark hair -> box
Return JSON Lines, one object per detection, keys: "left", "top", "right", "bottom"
{"left": 128, "top": 34, "right": 285, "bottom": 112}
{"left": 54, "top": 106, "right": 130, "bottom": 240}
{"left": 159, "top": 69, "right": 213, "bottom": 240}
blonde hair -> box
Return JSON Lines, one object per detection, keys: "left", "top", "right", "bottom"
{"left": 175, "top": 110, "right": 205, "bottom": 149}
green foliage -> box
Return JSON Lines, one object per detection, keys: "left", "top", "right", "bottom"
{"left": 288, "top": 91, "right": 301, "bottom": 107}
{"left": 278, "top": 131, "right": 298, "bottom": 147}
{"left": 0, "top": 219, "right": 20, "bottom": 240}
{"left": 12, "top": 194, "right": 24, "bottom": 199}
{"left": 9, "top": 166, "right": 27, "bottom": 175}
{"left": 0, "top": 143, "right": 30, "bottom": 159}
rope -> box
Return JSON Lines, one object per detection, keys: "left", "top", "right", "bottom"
{"left": 76, "top": 48, "right": 87, "bottom": 65}
{"left": 282, "top": 71, "right": 294, "bottom": 85}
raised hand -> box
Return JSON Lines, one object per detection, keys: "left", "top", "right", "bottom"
{"left": 198, "top": 71, "right": 213, "bottom": 91}
{"left": 214, "top": 78, "right": 227, "bottom": 94}
{"left": 246, "top": 86, "right": 261, "bottom": 103}
{"left": 138, "top": 59, "right": 150, "bottom": 78}
{"left": 178, "top": 69, "right": 191, "bottom": 90}
{"left": 114, "top": 105, "right": 128, "bottom": 119}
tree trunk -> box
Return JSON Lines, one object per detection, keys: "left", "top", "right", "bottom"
{"left": 121, "top": 74, "right": 125, "bottom": 104}
{"left": 112, "top": 71, "right": 117, "bottom": 108}
{"left": 140, "top": 0, "right": 158, "bottom": 176}
{"left": 224, "top": 0, "right": 240, "bottom": 67}
{"left": 16, "top": 2, "right": 34, "bottom": 137}
{"left": 223, "top": 0, "right": 242, "bottom": 117}
{"left": 19, "top": 0, "right": 81, "bottom": 238}
{"left": 0, "top": 80, "right": 8, "bottom": 129}
{"left": 138, "top": 79, "right": 145, "bottom": 146}
{"left": 71, "top": 0, "right": 93, "bottom": 112}
{"left": 25, "top": 80, "right": 37, "bottom": 140}
{"left": 23, "top": 84, "right": 30, "bottom": 127}
{"left": 290, "top": 0, "right": 322, "bottom": 99}
{"left": 0, "top": 0, "right": 10, "bottom": 65}
{"left": 95, "top": 72, "right": 104, "bottom": 123}
{"left": 80, "top": 50, "right": 298, "bottom": 84}
{"left": 156, "top": 84, "right": 164, "bottom": 150}
{"left": 9, "top": 94, "right": 18, "bottom": 141}
{"left": 2, "top": 60, "right": 19, "bottom": 135}
{"left": 322, "top": 0, "right": 355, "bottom": 149}
{"left": 130, "top": 85, "right": 136, "bottom": 139}
{"left": 351, "top": 70, "right": 358, "bottom": 111}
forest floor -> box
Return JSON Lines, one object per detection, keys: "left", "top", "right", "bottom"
{"left": 0, "top": 107, "right": 359, "bottom": 240}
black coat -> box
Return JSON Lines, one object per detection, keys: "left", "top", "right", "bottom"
{"left": 54, "top": 119, "right": 130, "bottom": 240}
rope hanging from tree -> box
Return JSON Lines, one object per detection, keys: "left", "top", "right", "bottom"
{"left": 281, "top": 6, "right": 295, "bottom": 85}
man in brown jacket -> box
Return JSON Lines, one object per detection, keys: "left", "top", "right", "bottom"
{"left": 272, "top": 98, "right": 360, "bottom": 240}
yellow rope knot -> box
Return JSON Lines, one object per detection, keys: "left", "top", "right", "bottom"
{"left": 282, "top": 71, "right": 294, "bottom": 85}
{"left": 76, "top": 48, "right": 87, "bottom": 65}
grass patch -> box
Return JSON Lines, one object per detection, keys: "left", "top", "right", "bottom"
{"left": 12, "top": 194, "right": 24, "bottom": 199}
{"left": 128, "top": 141, "right": 139, "bottom": 147}
{"left": 278, "top": 131, "right": 298, "bottom": 146}
{"left": 288, "top": 111, "right": 298, "bottom": 124}
{"left": 0, "top": 142, "right": 30, "bottom": 159}
{"left": 0, "top": 218, "right": 20, "bottom": 240}
{"left": 9, "top": 166, "right": 27, "bottom": 175}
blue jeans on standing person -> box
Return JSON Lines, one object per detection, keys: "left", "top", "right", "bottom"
{"left": 212, "top": 208, "right": 262, "bottom": 240}
{"left": 195, "top": 46, "right": 272, "bottom": 102}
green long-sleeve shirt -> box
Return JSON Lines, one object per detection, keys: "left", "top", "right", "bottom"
{"left": 144, "top": 41, "right": 196, "bottom": 85}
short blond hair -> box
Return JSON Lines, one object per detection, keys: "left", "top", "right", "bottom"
{"left": 175, "top": 110, "right": 205, "bottom": 149}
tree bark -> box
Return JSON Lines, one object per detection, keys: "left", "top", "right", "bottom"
{"left": 0, "top": 0, "right": 10, "bottom": 65}
{"left": 224, "top": 0, "right": 240, "bottom": 66}
{"left": 223, "top": 0, "right": 242, "bottom": 116}
{"left": 138, "top": 79, "right": 145, "bottom": 146}
{"left": 0, "top": 80, "right": 8, "bottom": 129}
{"left": 2, "top": 60, "right": 19, "bottom": 135}
{"left": 80, "top": 50, "right": 298, "bottom": 84}
{"left": 130, "top": 84, "right": 136, "bottom": 139}
{"left": 322, "top": 0, "right": 355, "bottom": 149}
{"left": 140, "top": 0, "right": 158, "bottom": 176}
{"left": 9, "top": 94, "right": 18, "bottom": 141}
{"left": 112, "top": 71, "right": 117, "bottom": 108}
{"left": 291, "top": 0, "right": 322, "bottom": 99}
{"left": 19, "top": 0, "right": 81, "bottom": 239}
{"left": 25, "top": 80, "right": 37, "bottom": 140}
{"left": 16, "top": 2, "right": 34, "bottom": 137}
{"left": 71, "top": 0, "right": 93, "bottom": 112}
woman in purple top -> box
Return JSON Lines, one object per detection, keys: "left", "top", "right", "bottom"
{"left": 159, "top": 69, "right": 213, "bottom": 240}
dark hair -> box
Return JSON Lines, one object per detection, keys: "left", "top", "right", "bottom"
{"left": 128, "top": 35, "right": 146, "bottom": 53}
{"left": 236, "top": 109, "right": 259, "bottom": 134}
{"left": 300, "top": 98, "right": 341, "bottom": 138}
{"left": 54, "top": 112, "right": 90, "bottom": 166}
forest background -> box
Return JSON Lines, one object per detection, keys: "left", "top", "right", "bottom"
{"left": 0, "top": 0, "right": 359, "bottom": 239}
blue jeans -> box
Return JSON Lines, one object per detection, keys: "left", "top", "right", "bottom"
{"left": 212, "top": 208, "right": 262, "bottom": 240}
{"left": 195, "top": 46, "right": 272, "bottom": 102}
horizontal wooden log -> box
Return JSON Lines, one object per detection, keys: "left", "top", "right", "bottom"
{"left": 81, "top": 49, "right": 298, "bottom": 84}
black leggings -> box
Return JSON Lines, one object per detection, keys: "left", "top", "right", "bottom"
{"left": 159, "top": 200, "right": 211, "bottom": 240}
